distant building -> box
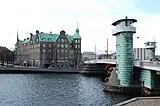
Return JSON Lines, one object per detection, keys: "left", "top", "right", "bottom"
{"left": 134, "top": 48, "right": 146, "bottom": 60}
{"left": 15, "top": 27, "right": 81, "bottom": 68}
{"left": 98, "top": 54, "right": 108, "bottom": 59}
{"left": 82, "top": 52, "right": 96, "bottom": 61}
{"left": 97, "top": 52, "right": 116, "bottom": 59}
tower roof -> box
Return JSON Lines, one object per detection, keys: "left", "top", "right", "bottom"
{"left": 112, "top": 16, "right": 137, "bottom": 26}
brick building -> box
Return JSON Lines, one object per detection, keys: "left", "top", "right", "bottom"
{"left": 15, "top": 27, "right": 81, "bottom": 68}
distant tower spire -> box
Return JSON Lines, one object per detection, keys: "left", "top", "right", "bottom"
{"left": 76, "top": 22, "right": 79, "bottom": 34}
{"left": 77, "top": 22, "right": 78, "bottom": 28}
{"left": 16, "top": 28, "right": 19, "bottom": 43}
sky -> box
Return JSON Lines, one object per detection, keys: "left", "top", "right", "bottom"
{"left": 0, "top": 0, "right": 160, "bottom": 55}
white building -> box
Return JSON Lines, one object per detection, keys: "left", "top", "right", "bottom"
{"left": 82, "top": 52, "right": 96, "bottom": 61}
{"left": 134, "top": 48, "right": 146, "bottom": 60}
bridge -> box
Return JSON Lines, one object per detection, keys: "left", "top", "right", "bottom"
{"left": 83, "top": 16, "right": 160, "bottom": 95}
{"left": 84, "top": 59, "right": 160, "bottom": 71}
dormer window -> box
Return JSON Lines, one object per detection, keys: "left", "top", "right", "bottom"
{"left": 42, "top": 38, "right": 46, "bottom": 41}
{"left": 48, "top": 38, "right": 51, "bottom": 41}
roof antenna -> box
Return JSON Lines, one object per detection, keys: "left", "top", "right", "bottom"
{"left": 153, "top": 36, "right": 155, "bottom": 42}
{"left": 77, "top": 22, "right": 78, "bottom": 28}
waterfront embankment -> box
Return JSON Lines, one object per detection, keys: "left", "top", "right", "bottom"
{"left": 0, "top": 66, "right": 80, "bottom": 74}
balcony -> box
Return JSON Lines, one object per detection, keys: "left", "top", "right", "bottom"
{"left": 112, "top": 26, "right": 136, "bottom": 35}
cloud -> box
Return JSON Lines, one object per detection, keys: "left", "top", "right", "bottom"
{"left": 0, "top": 0, "right": 160, "bottom": 55}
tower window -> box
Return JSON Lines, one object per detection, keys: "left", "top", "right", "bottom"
{"left": 65, "top": 39, "right": 67, "bottom": 43}
{"left": 61, "top": 39, "right": 64, "bottom": 43}
{"left": 78, "top": 40, "right": 81, "bottom": 43}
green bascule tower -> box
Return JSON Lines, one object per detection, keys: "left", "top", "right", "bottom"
{"left": 145, "top": 41, "right": 156, "bottom": 60}
{"left": 112, "top": 16, "right": 137, "bottom": 86}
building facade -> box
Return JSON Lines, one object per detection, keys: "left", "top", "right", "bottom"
{"left": 82, "top": 52, "right": 96, "bottom": 61}
{"left": 15, "top": 27, "right": 81, "bottom": 68}
{"left": 134, "top": 48, "right": 146, "bottom": 60}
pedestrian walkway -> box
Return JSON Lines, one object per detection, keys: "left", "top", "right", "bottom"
{"left": 114, "top": 97, "right": 160, "bottom": 106}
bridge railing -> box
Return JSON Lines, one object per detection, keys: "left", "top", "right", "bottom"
{"left": 134, "top": 60, "right": 160, "bottom": 69}
{"left": 84, "top": 59, "right": 116, "bottom": 64}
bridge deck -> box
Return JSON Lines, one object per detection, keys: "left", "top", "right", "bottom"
{"left": 84, "top": 59, "right": 160, "bottom": 71}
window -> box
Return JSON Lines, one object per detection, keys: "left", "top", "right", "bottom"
{"left": 65, "top": 44, "right": 68, "bottom": 48}
{"left": 78, "top": 45, "right": 81, "bottom": 48}
{"left": 57, "top": 44, "right": 60, "bottom": 48}
{"left": 43, "top": 49, "right": 46, "bottom": 52}
{"left": 61, "top": 38, "right": 64, "bottom": 43}
{"left": 65, "top": 39, "right": 67, "bottom": 43}
{"left": 61, "top": 44, "right": 64, "bottom": 48}
{"left": 36, "top": 38, "right": 39, "bottom": 42}
{"left": 43, "top": 44, "right": 46, "bottom": 47}
{"left": 48, "top": 38, "right": 51, "bottom": 41}
{"left": 42, "top": 38, "right": 46, "bottom": 41}
{"left": 49, "top": 49, "right": 52, "bottom": 52}
{"left": 57, "top": 50, "right": 59, "bottom": 53}
{"left": 78, "top": 40, "right": 81, "bottom": 43}
{"left": 75, "top": 40, "right": 78, "bottom": 43}
{"left": 61, "top": 57, "right": 64, "bottom": 59}
{"left": 65, "top": 50, "right": 68, "bottom": 53}
{"left": 49, "top": 44, "right": 52, "bottom": 48}
{"left": 75, "top": 45, "right": 77, "bottom": 48}
{"left": 65, "top": 57, "right": 68, "bottom": 59}
{"left": 61, "top": 49, "right": 64, "bottom": 53}
{"left": 78, "top": 50, "right": 81, "bottom": 53}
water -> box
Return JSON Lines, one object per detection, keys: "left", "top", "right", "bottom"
{"left": 0, "top": 74, "right": 131, "bottom": 106}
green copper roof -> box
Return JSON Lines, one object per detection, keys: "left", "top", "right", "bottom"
{"left": 18, "top": 40, "right": 24, "bottom": 45}
{"left": 67, "top": 35, "right": 74, "bottom": 43}
{"left": 39, "top": 33, "right": 59, "bottom": 42}
{"left": 16, "top": 31, "right": 80, "bottom": 45}
{"left": 23, "top": 38, "right": 30, "bottom": 44}
{"left": 73, "top": 34, "right": 81, "bottom": 39}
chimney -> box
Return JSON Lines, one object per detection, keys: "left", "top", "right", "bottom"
{"left": 50, "top": 31, "right": 52, "bottom": 34}
{"left": 30, "top": 33, "right": 33, "bottom": 36}
{"left": 36, "top": 30, "right": 39, "bottom": 34}
{"left": 60, "top": 30, "right": 66, "bottom": 35}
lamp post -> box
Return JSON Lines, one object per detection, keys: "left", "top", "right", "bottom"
{"left": 32, "top": 35, "right": 35, "bottom": 66}
{"left": 107, "top": 38, "right": 108, "bottom": 59}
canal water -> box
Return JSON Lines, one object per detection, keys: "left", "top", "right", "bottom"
{"left": 0, "top": 74, "right": 131, "bottom": 106}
